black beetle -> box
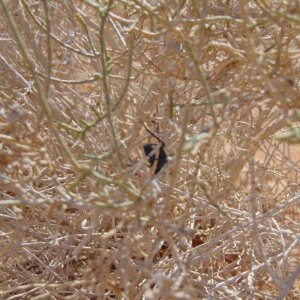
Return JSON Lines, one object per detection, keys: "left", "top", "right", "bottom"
{"left": 142, "top": 123, "right": 167, "bottom": 175}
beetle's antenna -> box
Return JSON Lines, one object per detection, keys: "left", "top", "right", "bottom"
{"left": 142, "top": 122, "right": 165, "bottom": 147}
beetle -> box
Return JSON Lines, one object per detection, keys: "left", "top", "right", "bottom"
{"left": 142, "top": 123, "right": 167, "bottom": 175}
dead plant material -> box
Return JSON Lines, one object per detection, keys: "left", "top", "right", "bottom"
{"left": 1, "top": 1, "right": 300, "bottom": 299}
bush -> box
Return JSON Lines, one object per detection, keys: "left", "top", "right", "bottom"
{"left": 1, "top": 1, "right": 300, "bottom": 299}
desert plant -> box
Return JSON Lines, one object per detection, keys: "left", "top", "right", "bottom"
{"left": 1, "top": 0, "right": 300, "bottom": 299}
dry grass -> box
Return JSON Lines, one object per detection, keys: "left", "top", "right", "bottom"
{"left": 1, "top": 0, "right": 300, "bottom": 299}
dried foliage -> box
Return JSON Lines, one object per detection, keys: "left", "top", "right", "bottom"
{"left": 1, "top": 0, "right": 300, "bottom": 299}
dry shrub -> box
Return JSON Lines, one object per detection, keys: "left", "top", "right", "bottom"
{"left": 1, "top": 1, "right": 300, "bottom": 299}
